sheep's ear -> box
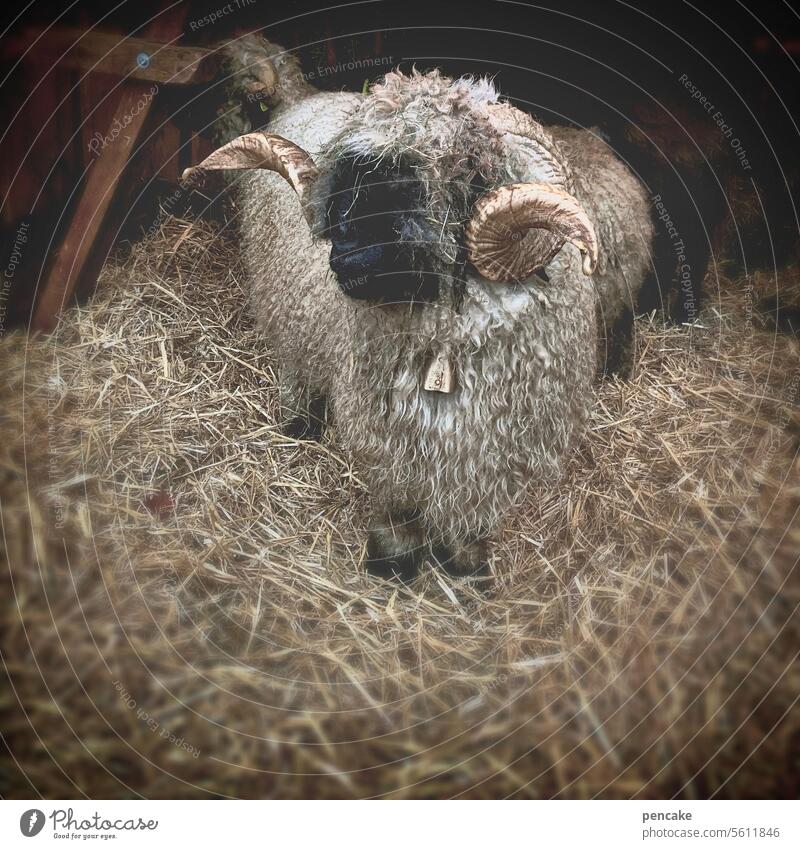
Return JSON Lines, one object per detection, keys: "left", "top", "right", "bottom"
{"left": 181, "top": 132, "right": 318, "bottom": 202}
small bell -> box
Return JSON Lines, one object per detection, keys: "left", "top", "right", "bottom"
{"left": 423, "top": 352, "right": 455, "bottom": 393}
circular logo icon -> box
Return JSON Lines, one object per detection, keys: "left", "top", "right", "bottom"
{"left": 136, "top": 52, "right": 151, "bottom": 69}
{"left": 20, "top": 809, "right": 45, "bottom": 837}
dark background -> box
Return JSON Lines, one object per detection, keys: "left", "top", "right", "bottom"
{"left": 16, "top": 0, "right": 795, "bottom": 145}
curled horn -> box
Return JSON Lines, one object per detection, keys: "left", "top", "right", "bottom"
{"left": 465, "top": 182, "right": 599, "bottom": 282}
{"left": 181, "top": 132, "right": 318, "bottom": 215}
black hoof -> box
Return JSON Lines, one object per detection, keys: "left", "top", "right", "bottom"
{"left": 365, "top": 531, "right": 421, "bottom": 584}
{"left": 669, "top": 303, "right": 692, "bottom": 325}
{"left": 283, "top": 396, "right": 327, "bottom": 441}
{"left": 602, "top": 347, "right": 634, "bottom": 381}
{"left": 365, "top": 552, "right": 420, "bottom": 583}
{"left": 431, "top": 542, "right": 491, "bottom": 583}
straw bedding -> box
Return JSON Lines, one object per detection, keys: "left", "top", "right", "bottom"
{"left": 1, "top": 216, "right": 799, "bottom": 798}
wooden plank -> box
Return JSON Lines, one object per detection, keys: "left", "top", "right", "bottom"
{"left": 32, "top": 7, "right": 188, "bottom": 331}
{"left": 0, "top": 58, "right": 77, "bottom": 227}
{"left": 79, "top": 70, "right": 123, "bottom": 171}
{"left": 2, "top": 25, "right": 218, "bottom": 85}
{"left": 31, "top": 80, "right": 156, "bottom": 330}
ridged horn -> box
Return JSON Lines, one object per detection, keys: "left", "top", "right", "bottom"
{"left": 466, "top": 182, "right": 599, "bottom": 282}
{"left": 181, "top": 132, "right": 318, "bottom": 203}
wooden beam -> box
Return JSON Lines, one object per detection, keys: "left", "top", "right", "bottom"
{"left": 2, "top": 25, "right": 218, "bottom": 85}
{"left": 32, "top": 8, "right": 188, "bottom": 332}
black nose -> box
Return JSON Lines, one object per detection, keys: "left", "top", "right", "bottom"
{"left": 329, "top": 239, "right": 383, "bottom": 279}
{"left": 325, "top": 166, "right": 439, "bottom": 303}
{"left": 329, "top": 238, "right": 437, "bottom": 302}
{"left": 329, "top": 243, "right": 439, "bottom": 302}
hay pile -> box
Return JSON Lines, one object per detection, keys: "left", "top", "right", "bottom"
{"left": 1, "top": 217, "right": 799, "bottom": 798}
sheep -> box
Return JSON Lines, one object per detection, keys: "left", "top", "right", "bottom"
{"left": 183, "top": 38, "right": 654, "bottom": 580}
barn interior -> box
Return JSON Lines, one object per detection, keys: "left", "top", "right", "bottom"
{"left": 1, "top": 0, "right": 799, "bottom": 799}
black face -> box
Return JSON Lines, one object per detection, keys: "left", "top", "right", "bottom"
{"left": 323, "top": 161, "right": 440, "bottom": 303}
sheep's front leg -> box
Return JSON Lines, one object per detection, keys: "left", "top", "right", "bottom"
{"left": 280, "top": 369, "right": 328, "bottom": 441}
{"left": 431, "top": 536, "right": 491, "bottom": 581}
{"left": 365, "top": 511, "right": 426, "bottom": 583}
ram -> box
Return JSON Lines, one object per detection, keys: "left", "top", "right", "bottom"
{"left": 183, "top": 39, "right": 654, "bottom": 580}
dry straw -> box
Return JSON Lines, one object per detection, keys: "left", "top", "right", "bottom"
{"left": 1, "top": 216, "right": 798, "bottom": 797}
